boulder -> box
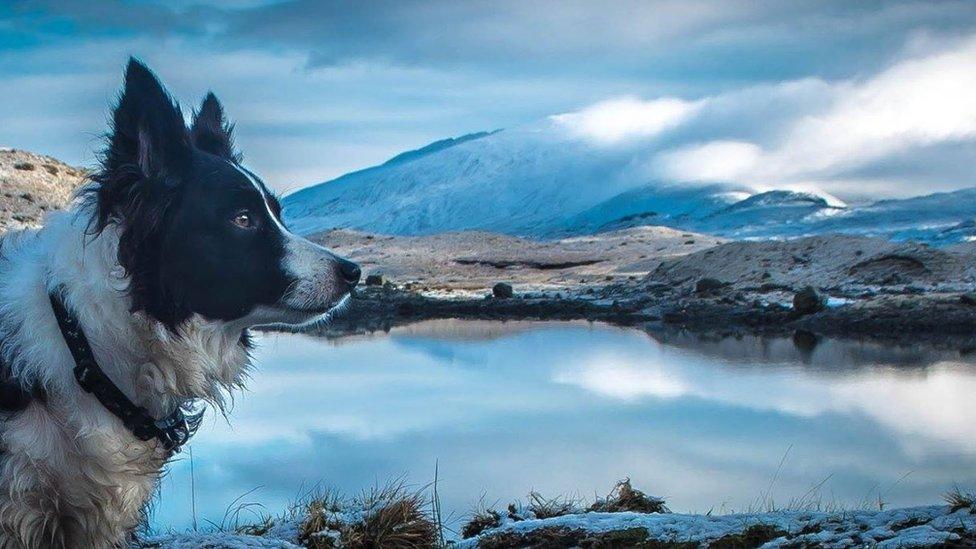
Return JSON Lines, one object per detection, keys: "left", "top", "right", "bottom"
{"left": 492, "top": 282, "right": 514, "bottom": 298}
{"left": 695, "top": 277, "right": 727, "bottom": 294}
{"left": 364, "top": 274, "right": 384, "bottom": 286}
{"left": 793, "top": 286, "right": 826, "bottom": 315}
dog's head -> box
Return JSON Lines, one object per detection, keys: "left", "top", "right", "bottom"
{"left": 87, "top": 59, "right": 359, "bottom": 330}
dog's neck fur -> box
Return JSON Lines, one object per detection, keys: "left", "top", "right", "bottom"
{"left": 0, "top": 202, "right": 252, "bottom": 547}
{"left": 0, "top": 202, "right": 250, "bottom": 421}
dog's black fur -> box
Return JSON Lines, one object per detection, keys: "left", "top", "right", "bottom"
{"left": 0, "top": 59, "right": 360, "bottom": 547}
{"left": 84, "top": 59, "right": 357, "bottom": 329}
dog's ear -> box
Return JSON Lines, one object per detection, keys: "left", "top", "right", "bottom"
{"left": 190, "top": 92, "right": 240, "bottom": 161}
{"left": 104, "top": 58, "right": 192, "bottom": 179}
{"left": 88, "top": 59, "right": 191, "bottom": 288}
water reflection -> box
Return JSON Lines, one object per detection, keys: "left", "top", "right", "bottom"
{"left": 151, "top": 320, "right": 976, "bottom": 534}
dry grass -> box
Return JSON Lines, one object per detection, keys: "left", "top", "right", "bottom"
{"left": 299, "top": 481, "right": 438, "bottom": 549}
{"left": 461, "top": 480, "right": 669, "bottom": 539}
{"left": 944, "top": 486, "right": 976, "bottom": 513}
{"left": 235, "top": 515, "right": 274, "bottom": 537}
{"left": 461, "top": 509, "right": 501, "bottom": 539}
{"left": 590, "top": 478, "right": 669, "bottom": 514}
{"left": 526, "top": 490, "right": 581, "bottom": 519}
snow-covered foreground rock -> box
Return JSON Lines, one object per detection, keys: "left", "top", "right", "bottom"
{"left": 457, "top": 506, "right": 976, "bottom": 548}
{"left": 139, "top": 503, "right": 976, "bottom": 548}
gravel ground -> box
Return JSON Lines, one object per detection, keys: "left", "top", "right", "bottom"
{"left": 0, "top": 148, "right": 85, "bottom": 232}
{"left": 305, "top": 231, "right": 976, "bottom": 342}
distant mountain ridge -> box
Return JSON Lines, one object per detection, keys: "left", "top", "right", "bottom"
{"left": 380, "top": 131, "right": 499, "bottom": 168}
{"left": 283, "top": 127, "right": 976, "bottom": 245}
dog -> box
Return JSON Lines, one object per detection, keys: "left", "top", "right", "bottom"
{"left": 0, "top": 58, "right": 360, "bottom": 547}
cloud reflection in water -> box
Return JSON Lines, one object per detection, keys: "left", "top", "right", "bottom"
{"left": 151, "top": 321, "right": 976, "bottom": 534}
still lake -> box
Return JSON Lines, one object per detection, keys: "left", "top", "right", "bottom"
{"left": 150, "top": 320, "right": 976, "bottom": 534}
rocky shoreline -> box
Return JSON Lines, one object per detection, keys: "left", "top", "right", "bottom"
{"left": 288, "top": 229, "right": 976, "bottom": 345}
{"left": 301, "top": 272, "right": 976, "bottom": 347}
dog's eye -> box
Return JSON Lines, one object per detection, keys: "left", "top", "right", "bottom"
{"left": 231, "top": 210, "right": 254, "bottom": 229}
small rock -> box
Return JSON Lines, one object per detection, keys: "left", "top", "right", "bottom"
{"left": 364, "top": 274, "right": 384, "bottom": 286}
{"left": 492, "top": 282, "right": 514, "bottom": 298}
{"left": 695, "top": 277, "right": 727, "bottom": 294}
{"left": 960, "top": 293, "right": 976, "bottom": 306}
{"left": 793, "top": 286, "right": 826, "bottom": 315}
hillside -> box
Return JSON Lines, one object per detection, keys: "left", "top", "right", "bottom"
{"left": 0, "top": 148, "right": 85, "bottom": 232}
{"left": 282, "top": 121, "right": 756, "bottom": 238}
{"left": 282, "top": 125, "right": 976, "bottom": 244}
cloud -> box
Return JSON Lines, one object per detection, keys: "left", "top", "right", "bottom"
{"left": 554, "top": 350, "right": 976, "bottom": 456}
{"left": 548, "top": 34, "right": 976, "bottom": 198}
{"left": 152, "top": 325, "right": 976, "bottom": 531}
{"left": 3, "top": 1, "right": 976, "bottom": 196}
{"left": 764, "top": 34, "right": 976, "bottom": 179}
{"left": 653, "top": 140, "right": 762, "bottom": 183}
{"left": 551, "top": 97, "right": 701, "bottom": 144}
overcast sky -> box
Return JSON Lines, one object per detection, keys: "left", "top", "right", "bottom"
{"left": 1, "top": 1, "right": 975, "bottom": 195}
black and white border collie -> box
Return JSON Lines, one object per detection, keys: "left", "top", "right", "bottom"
{"left": 0, "top": 59, "right": 359, "bottom": 547}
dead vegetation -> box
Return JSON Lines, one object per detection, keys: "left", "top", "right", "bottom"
{"left": 590, "top": 478, "right": 670, "bottom": 514}
{"left": 461, "top": 479, "right": 669, "bottom": 539}
{"left": 944, "top": 487, "right": 976, "bottom": 513}
{"left": 525, "top": 491, "right": 581, "bottom": 520}
{"left": 461, "top": 509, "right": 501, "bottom": 539}
{"left": 298, "top": 481, "right": 438, "bottom": 549}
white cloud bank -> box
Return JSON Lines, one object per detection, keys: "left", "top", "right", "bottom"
{"left": 551, "top": 96, "right": 702, "bottom": 144}
{"left": 553, "top": 34, "right": 976, "bottom": 199}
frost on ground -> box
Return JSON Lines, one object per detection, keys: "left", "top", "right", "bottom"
{"left": 456, "top": 506, "right": 976, "bottom": 548}
{"left": 137, "top": 480, "right": 438, "bottom": 549}
{"left": 138, "top": 483, "right": 976, "bottom": 548}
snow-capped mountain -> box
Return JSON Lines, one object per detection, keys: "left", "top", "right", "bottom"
{"left": 283, "top": 120, "right": 758, "bottom": 237}
{"left": 283, "top": 123, "right": 976, "bottom": 244}
{"left": 756, "top": 187, "right": 976, "bottom": 243}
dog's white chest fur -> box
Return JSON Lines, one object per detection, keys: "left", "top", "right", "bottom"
{"left": 0, "top": 212, "right": 250, "bottom": 547}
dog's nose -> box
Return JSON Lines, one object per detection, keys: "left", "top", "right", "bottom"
{"left": 337, "top": 258, "right": 361, "bottom": 286}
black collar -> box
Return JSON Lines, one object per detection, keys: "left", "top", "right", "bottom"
{"left": 48, "top": 288, "right": 200, "bottom": 453}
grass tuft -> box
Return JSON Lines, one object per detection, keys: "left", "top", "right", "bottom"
{"left": 461, "top": 509, "right": 501, "bottom": 539}
{"left": 461, "top": 480, "right": 668, "bottom": 539}
{"left": 299, "top": 481, "right": 438, "bottom": 549}
{"left": 235, "top": 515, "right": 274, "bottom": 537}
{"left": 526, "top": 490, "right": 580, "bottom": 519}
{"left": 590, "top": 478, "right": 670, "bottom": 514}
{"left": 944, "top": 486, "right": 976, "bottom": 513}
